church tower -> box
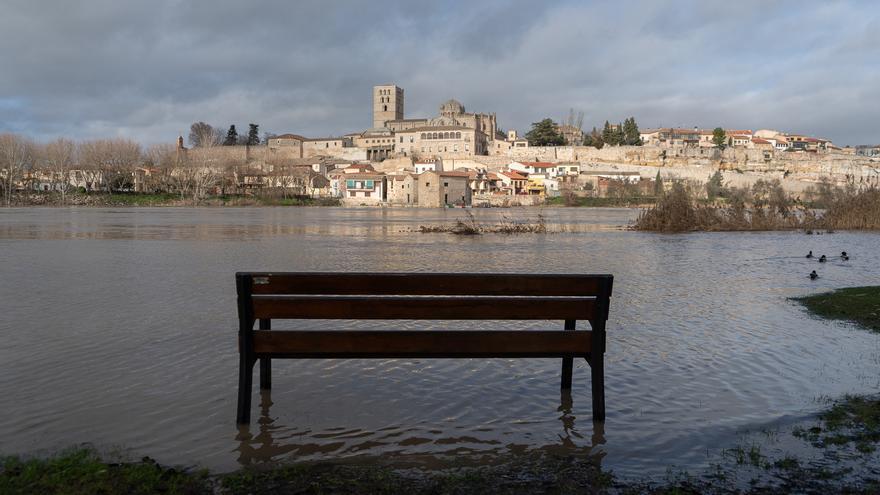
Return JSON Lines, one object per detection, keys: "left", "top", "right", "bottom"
{"left": 373, "top": 84, "right": 403, "bottom": 128}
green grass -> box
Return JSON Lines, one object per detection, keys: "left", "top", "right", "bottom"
{"left": 0, "top": 448, "right": 210, "bottom": 495}
{"left": 794, "top": 286, "right": 880, "bottom": 333}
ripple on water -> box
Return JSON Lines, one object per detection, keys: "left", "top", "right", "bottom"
{"left": 1, "top": 208, "right": 880, "bottom": 477}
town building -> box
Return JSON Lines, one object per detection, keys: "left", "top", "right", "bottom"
{"left": 339, "top": 163, "right": 386, "bottom": 205}
{"left": 417, "top": 170, "right": 472, "bottom": 207}
{"left": 386, "top": 173, "right": 419, "bottom": 206}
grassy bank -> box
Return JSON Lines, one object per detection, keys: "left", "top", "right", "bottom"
{"left": 794, "top": 286, "right": 880, "bottom": 333}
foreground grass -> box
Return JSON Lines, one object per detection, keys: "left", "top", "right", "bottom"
{"left": 1, "top": 449, "right": 613, "bottom": 495}
{"left": 0, "top": 448, "right": 209, "bottom": 495}
{"left": 794, "top": 286, "right": 880, "bottom": 333}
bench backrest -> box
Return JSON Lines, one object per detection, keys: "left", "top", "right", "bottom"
{"left": 236, "top": 272, "right": 613, "bottom": 324}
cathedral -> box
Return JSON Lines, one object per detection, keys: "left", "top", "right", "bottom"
{"left": 357, "top": 84, "right": 501, "bottom": 160}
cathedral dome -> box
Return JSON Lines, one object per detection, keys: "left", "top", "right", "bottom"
{"left": 440, "top": 99, "right": 465, "bottom": 116}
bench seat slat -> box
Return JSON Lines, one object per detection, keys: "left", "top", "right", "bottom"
{"left": 246, "top": 272, "right": 611, "bottom": 297}
{"left": 252, "top": 330, "right": 591, "bottom": 358}
{"left": 251, "top": 295, "right": 596, "bottom": 320}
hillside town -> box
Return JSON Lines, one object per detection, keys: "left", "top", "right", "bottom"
{"left": 3, "top": 83, "right": 879, "bottom": 207}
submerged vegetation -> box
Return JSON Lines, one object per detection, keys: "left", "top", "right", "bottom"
{"left": 633, "top": 176, "right": 880, "bottom": 232}
{"left": 419, "top": 210, "right": 549, "bottom": 234}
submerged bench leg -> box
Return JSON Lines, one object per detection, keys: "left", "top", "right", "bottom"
{"left": 561, "top": 319, "right": 575, "bottom": 389}
{"left": 590, "top": 354, "right": 605, "bottom": 421}
{"left": 259, "top": 319, "right": 271, "bottom": 390}
{"left": 237, "top": 353, "right": 255, "bottom": 424}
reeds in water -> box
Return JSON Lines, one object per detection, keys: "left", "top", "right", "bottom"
{"left": 633, "top": 179, "right": 880, "bottom": 233}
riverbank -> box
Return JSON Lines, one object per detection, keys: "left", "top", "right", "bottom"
{"left": 9, "top": 192, "right": 341, "bottom": 207}
{"left": 7, "top": 418, "right": 880, "bottom": 495}
{"left": 794, "top": 286, "right": 880, "bottom": 333}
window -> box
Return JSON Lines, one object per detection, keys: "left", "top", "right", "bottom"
{"left": 456, "top": 132, "right": 461, "bottom": 139}
{"left": 400, "top": 137, "right": 403, "bottom": 143}
{"left": 383, "top": 105, "right": 387, "bottom": 111}
{"left": 465, "top": 144, "right": 469, "bottom": 151}
{"left": 346, "top": 179, "right": 355, "bottom": 188}
{"left": 444, "top": 182, "right": 449, "bottom": 187}
{"left": 425, "top": 182, "right": 430, "bottom": 187}
{"left": 365, "top": 180, "right": 374, "bottom": 188}
{"left": 421, "top": 133, "right": 426, "bottom": 139}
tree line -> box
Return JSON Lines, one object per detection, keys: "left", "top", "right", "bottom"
{"left": 525, "top": 117, "right": 643, "bottom": 148}
{"left": 0, "top": 132, "right": 276, "bottom": 206}
{"left": 188, "top": 122, "right": 267, "bottom": 147}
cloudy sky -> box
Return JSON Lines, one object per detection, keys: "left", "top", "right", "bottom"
{"left": 1, "top": 0, "right": 878, "bottom": 146}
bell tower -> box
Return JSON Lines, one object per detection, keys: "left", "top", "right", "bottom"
{"left": 373, "top": 84, "right": 403, "bottom": 128}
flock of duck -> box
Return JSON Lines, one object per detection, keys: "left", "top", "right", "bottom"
{"left": 806, "top": 251, "right": 849, "bottom": 280}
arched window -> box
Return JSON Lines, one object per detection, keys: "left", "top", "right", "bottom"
{"left": 421, "top": 133, "right": 426, "bottom": 139}
{"left": 383, "top": 105, "right": 387, "bottom": 111}
{"left": 455, "top": 132, "right": 461, "bottom": 139}
{"left": 432, "top": 132, "right": 438, "bottom": 139}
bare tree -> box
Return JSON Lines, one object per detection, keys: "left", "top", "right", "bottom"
{"left": 43, "top": 138, "right": 77, "bottom": 205}
{"left": 189, "top": 122, "right": 222, "bottom": 148}
{"left": 0, "top": 133, "right": 35, "bottom": 207}
{"left": 144, "top": 143, "right": 180, "bottom": 193}
{"left": 173, "top": 153, "right": 222, "bottom": 204}
{"left": 78, "top": 138, "right": 142, "bottom": 193}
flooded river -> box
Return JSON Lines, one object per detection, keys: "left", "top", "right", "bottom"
{"left": 1, "top": 207, "right": 879, "bottom": 477}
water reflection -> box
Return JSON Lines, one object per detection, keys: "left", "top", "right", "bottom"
{"left": 236, "top": 389, "right": 606, "bottom": 469}
{"left": 3, "top": 207, "right": 880, "bottom": 477}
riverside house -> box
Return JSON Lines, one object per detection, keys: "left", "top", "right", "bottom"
{"left": 340, "top": 163, "right": 386, "bottom": 205}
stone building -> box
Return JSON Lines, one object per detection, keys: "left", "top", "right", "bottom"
{"left": 373, "top": 85, "right": 403, "bottom": 128}
{"left": 418, "top": 170, "right": 471, "bottom": 207}
{"left": 394, "top": 125, "right": 485, "bottom": 158}
{"left": 386, "top": 173, "right": 419, "bottom": 206}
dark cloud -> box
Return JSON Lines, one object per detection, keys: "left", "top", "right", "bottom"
{"left": 1, "top": 0, "right": 877, "bottom": 145}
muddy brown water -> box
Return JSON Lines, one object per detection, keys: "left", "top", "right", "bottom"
{"left": 1, "top": 207, "right": 879, "bottom": 477}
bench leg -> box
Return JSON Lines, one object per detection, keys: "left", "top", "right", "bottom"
{"left": 259, "top": 319, "right": 271, "bottom": 390}
{"left": 590, "top": 354, "right": 605, "bottom": 422}
{"left": 237, "top": 354, "right": 255, "bottom": 424}
{"left": 561, "top": 319, "right": 575, "bottom": 390}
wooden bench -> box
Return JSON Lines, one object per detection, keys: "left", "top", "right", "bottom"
{"left": 235, "top": 272, "right": 613, "bottom": 424}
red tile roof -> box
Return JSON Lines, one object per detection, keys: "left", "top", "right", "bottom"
{"left": 498, "top": 170, "right": 528, "bottom": 180}
{"left": 520, "top": 162, "right": 555, "bottom": 168}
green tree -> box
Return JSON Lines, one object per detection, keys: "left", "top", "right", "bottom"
{"left": 611, "top": 122, "right": 625, "bottom": 146}
{"left": 706, "top": 170, "right": 725, "bottom": 200}
{"left": 524, "top": 118, "right": 565, "bottom": 146}
{"left": 247, "top": 124, "right": 260, "bottom": 146}
{"left": 654, "top": 170, "right": 664, "bottom": 196}
{"left": 224, "top": 125, "right": 238, "bottom": 146}
{"left": 602, "top": 121, "right": 614, "bottom": 145}
{"left": 623, "top": 117, "right": 642, "bottom": 145}
{"left": 712, "top": 127, "right": 726, "bottom": 149}
{"left": 583, "top": 127, "right": 604, "bottom": 149}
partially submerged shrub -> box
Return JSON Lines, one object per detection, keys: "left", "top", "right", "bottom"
{"left": 634, "top": 179, "right": 821, "bottom": 232}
